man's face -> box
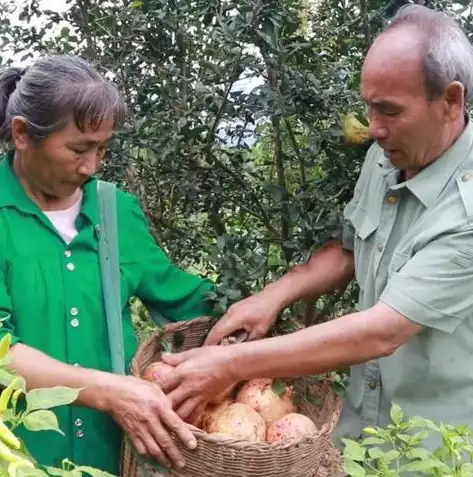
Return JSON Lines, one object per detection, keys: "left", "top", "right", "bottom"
{"left": 360, "top": 29, "right": 453, "bottom": 175}
{"left": 14, "top": 117, "right": 114, "bottom": 199}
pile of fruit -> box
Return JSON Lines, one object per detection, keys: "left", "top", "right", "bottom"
{"left": 143, "top": 361, "right": 318, "bottom": 445}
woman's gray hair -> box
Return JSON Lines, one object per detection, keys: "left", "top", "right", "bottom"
{"left": 386, "top": 3, "right": 473, "bottom": 101}
{"left": 0, "top": 55, "right": 126, "bottom": 143}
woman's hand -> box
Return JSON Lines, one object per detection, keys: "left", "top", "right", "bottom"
{"left": 99, "top": 374, "right": 197, "bottom": 470}
{"left": 160, "top": 346, "right": 237, "bottom": 421}
{"left": 204, "top": 291, "right": 282, "bottom": 346}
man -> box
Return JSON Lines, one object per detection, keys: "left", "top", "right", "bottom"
{"left": 160, "top": 4, "right": 473, "bottom": 452}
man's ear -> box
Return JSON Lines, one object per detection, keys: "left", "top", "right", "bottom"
{"left": 443, "top": 81, "right": 465, "bottom": 122}
{"left": 11, "top": 116, "right": 31, "bottom": 151}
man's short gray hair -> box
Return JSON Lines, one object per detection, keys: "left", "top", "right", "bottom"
{"left": 0, "top": 55, "right": 126, "bottom": 144}
{"left": 386, "top": 3, "right": 473, "bottom": 102}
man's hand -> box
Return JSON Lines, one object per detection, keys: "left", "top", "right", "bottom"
{"left": 101, "top": 374, "right": 197, "bottom": 469}
{"left": 205, "top": 241, "right": 355, "bottom": 346}
{"left": 204, "top": 291, "right": 281, "bottom": 345}
{"left": 161, "top": 347, "right": 236, "bottom": 421}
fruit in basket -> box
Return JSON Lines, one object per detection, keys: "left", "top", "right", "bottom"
{"left": 200, "top": 398, "right": 232, "bottom": 431}
{"left": 142, "top": 360, "right": 174, "bottom": 386}
{"left": 209, "top": 383, "right": 237, "bottom": 406}
{"left": 266, "top": 413, "right": 317, "bottom": 444}
{"left": 206, "top": 403, "right": 266, "bottom": 441}
{"left": 235, "top": 378, "right": 296, "bottom": 424}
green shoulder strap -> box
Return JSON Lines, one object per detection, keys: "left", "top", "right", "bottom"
{"left": 97, "top": 179, "right": 126, "bottom": 375}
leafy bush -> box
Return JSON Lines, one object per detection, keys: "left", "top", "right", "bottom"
{"left": 343, "top": 403, "right": 473, "bottom": 477}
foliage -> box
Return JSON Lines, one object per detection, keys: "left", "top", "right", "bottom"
{"left": 343, "top": 403, "right": 473, "bottom": 477}
{"left": 0, "top": 0, "right": 473, "bottom": 387}
{"left": 0, "top": 329, "right": 115, "bottom": 477}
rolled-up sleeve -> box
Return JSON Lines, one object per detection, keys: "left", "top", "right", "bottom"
{"left": 0, "top": 266, "right": 21, "bottom": 345}
{"left": 380, "top": 230, "right": 473, "bottom": 333}
{"left": 123, "top": 195, "right": 215, "bottom": 322}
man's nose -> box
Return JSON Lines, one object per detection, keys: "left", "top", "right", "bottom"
{"left": 369, "top": 118, "right": 388, "bottom": 140}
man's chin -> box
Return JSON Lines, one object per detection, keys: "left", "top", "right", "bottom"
{"left": 383, "top": 149, "right": 404, "bottom": 165}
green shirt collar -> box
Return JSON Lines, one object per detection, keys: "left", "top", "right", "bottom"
{"left": 377, "top": 116, "right": 473, "bottom": 208}
{"left": 0, "top": 150, "right": 99, "bottom": 225}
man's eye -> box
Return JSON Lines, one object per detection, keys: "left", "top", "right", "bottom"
{"left": 72, "top": 147, "right": 88, "bottom": 154}
{"left": 377, "top": 105, "right": 400, "bottom": 117}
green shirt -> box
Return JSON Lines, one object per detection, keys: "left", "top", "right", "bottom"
{"left": 334, "top": 117, "right": 473, "bottom": 450}
{"left": 0, "top": 153, "right": 214, "bottom": 474}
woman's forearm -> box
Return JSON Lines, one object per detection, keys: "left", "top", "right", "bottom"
{"left": 9, "top": 343, "right": 113, "bottom": 412}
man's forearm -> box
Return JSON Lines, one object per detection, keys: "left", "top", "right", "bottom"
{"left": 227, "top": 304, "right": 421, "bottom": 381}
{"left": 262, "top": 240, "right": 355, "bottom": 310}
{"left": 9, "top": 343, "right": 112, "bottom": 412}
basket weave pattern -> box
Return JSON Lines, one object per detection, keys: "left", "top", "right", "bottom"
{"left": 121, "top": 317, "right": 344, "bottom": 477}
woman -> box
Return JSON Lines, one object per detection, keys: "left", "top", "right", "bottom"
{"left": 0, "top": 55, "right": 214, "bottom": 474}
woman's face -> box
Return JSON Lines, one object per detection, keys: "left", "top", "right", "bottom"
{"left": 12, "top": 117, "right": 114, "bottom": 199}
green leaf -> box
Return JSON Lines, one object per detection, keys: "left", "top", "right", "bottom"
{"left": 342, "top": 439, "right": 366, "bottom": 461}
{"left": 367, "top": 447, "right": 384, "bottom": 459}
{"left": 45, "top": 468, "right": 81, "bottom": 477}
{"left": 343, "top": 460, "right": 366, "bottom": 477}
{"left": 460, "top": 463, "right": 473, "bottom": 477}
{"left": 382, "top": 449, "right": 400, "bottom": 463}
{"left": 408, "top": 416, "right": 439, "bottom": 431}
{"left": 0, "top": 370, "right": 26, "bottom": 391}
{"left": 75, "top": 466, "right": 117, "bottom": 477}
{"left": 271, "top": 379, "right": 286, "bottom": 397}
{"left": 361, "top": 437, "right": 385, "bottom": 446}
{"left": 26, "top": 387, "right": 80, "bottom": 412}
{"left": 390, "top": 402, "right": 404, "bottom": 425}
{"left": 400, "top": 458, "right": 441, "bottom": 472}
{"left": 0, "top": 333, "right": 11, "bottom": 360}
{"left": 16, "top": 468, "right": 48, "bottom": 477}
{"left": 23, "top": 410, "right": 63, "bottom": 435}
{"left": 405, "top": 447, "right": 434, "bottom": 460}
{"left": 129, "top": 0, "right": 144, "bottom": 7}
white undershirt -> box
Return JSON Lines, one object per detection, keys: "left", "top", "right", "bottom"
{"left": 43, "top": 193, "right": 83, "bottom": 244}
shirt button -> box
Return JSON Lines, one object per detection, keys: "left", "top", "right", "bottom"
{"left": 66, "top": 263, "right": 75, "bottom": 271}
{"left": 376, "top": 243, "right": 384, "bottom": 252}
{"left": 64, "top": 250, "right": 72, "bottom": 258}
{"left": 387, "top": 195, "right": 397, "bottom": 204}
{"left": 462, "top": 172, "right": 472, "bottom": 182}
{"left": 71, "top": 318, "right": 79, "bottom": 328}
{"left": 73, "top": 363, "right": 80, "bottom": 367}
{"left": 75, "top": 418, "right": 83, "bottom": 427}
{"left": 368, "top": 381, "right": 377, "bottom": 390}
{"left": 76, "top": 430, "right": 84, "bottom": 438}
{"left": 70, "top": 307, "right": 79, "bottom": 317}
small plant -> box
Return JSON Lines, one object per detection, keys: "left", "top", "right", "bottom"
{"left": 343, "top": 403, "right": 473, "bottom": 476}
{"left": 0, "top": 326, "right": 116, "bottom": 477}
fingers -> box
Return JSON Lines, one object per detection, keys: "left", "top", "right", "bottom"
{"left": 248, "top": 327, "right": 266, "bottom": 341}
{"left": 185, "top": 401, "right": 207, "bottom": 427}
{"left": 161, "top": 350, "right": 188, "bottom": 367}
{"left": 167, "top": 386, "right": 191, "bottom": 410}
{"left": 159, "top": 365, "right": 181, "bottom": 395}
{"left": 133, "top": 431, "right": 172, "bottom": 469}
{"left": 204, "top": 314, "right": 244, "bottom": 346}
{"left": 176, "top": 396, "right": 203, "bottom": 422}
{"left": 160, "top": 406, "right": 197, "bottom": 450}
{"left": 132, "top": 436, "right": 147, "bottom": 456}
{"left": 148, "top": 413, "right": 188, "bottom": 469}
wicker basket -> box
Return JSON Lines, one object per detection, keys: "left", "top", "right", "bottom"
{"left": 120, "top": 316, "right": 344, "bottom": 477}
